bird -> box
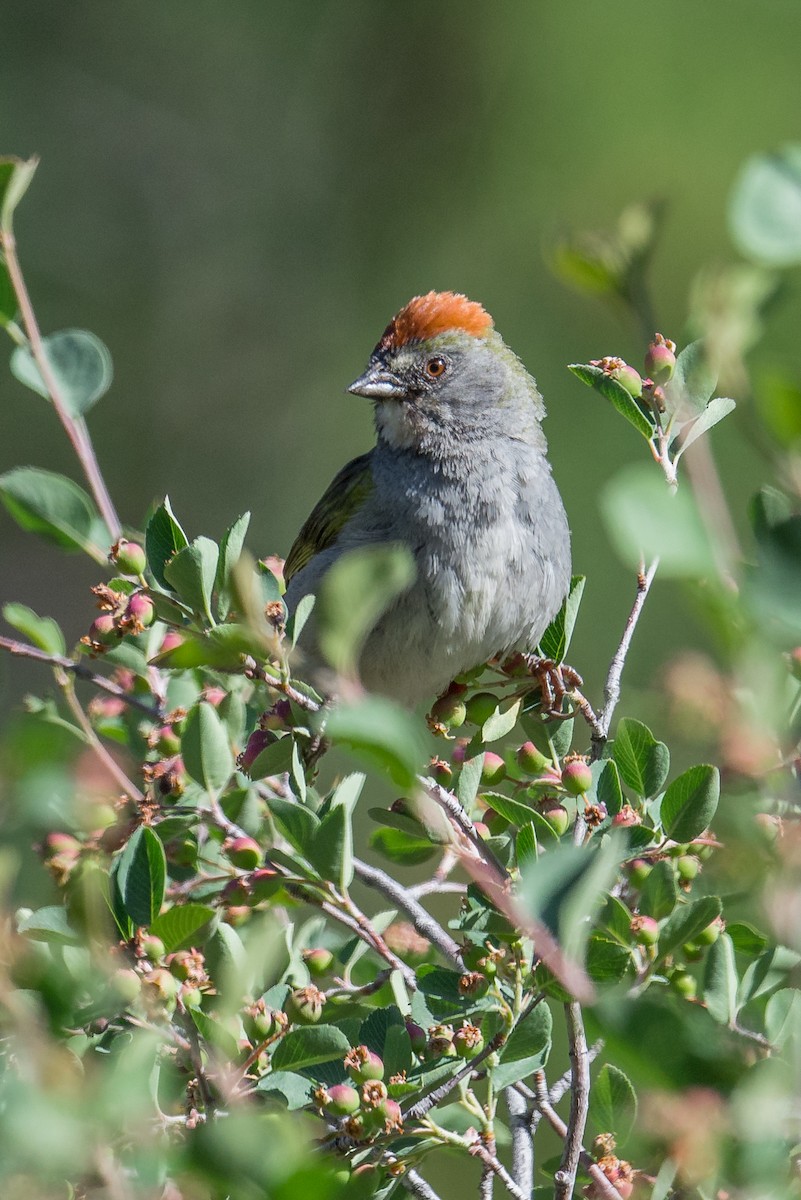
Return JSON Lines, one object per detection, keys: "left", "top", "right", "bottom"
{"left": 282, "top": 291, "right": 571, "bottom": 707}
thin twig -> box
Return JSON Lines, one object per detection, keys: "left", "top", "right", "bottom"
{"left": 418, "top": 776, "right": 510, "bottom": 881}
{"left": 549, "top": 1040, "right": 603, "bottom": 1105}
{"left": 480, "top": 1133, "right": 497, "bottom": 1200}
{"left": 554, "top": 1003, "right": 590, "bottom": 1200}
{"left": 524, "top": 1075, "right": 626, "bottom": 1200}
{"left": 353, "top": 857, "right": 463, "bottom": 969}
{"left": 470, "top": 1143, "right": 525, "bottom": 1200}
{"left": 591, "top": 559, "right": 659, "bottom": 760}
{"left": 57, "top": 670, "right": 143, "bottom": 803}
{"left": 403, "top": 1168, "right": 445, "bottom": 1200}
{"left": 0, "top": 634, "right": 164, "bottom": 718}
{"left": 338, "top": 891, "right": 419, "bottom": 992}
{"left": 1, "top": 228, "right": 121, "bottom": 540}
{"left": 505, "top": 1086, "right": 533, "bottom": 1199}
{"left": 403, "top": 1028, "right": 508, "bottom": 1122}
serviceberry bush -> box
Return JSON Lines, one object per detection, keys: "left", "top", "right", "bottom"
{"left": 1, "top": 152, "right": 801, "bottom": 1200}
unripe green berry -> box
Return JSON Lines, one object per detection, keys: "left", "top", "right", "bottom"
{"left": 644, "top": 334, "right": 677, "bottom": 384}
{"left": 630, "top": 915, "right": 659, "bottom": 946}
{"left": 154, "top": 725, "right": 181, "bottom": 756}
{"left": 695, "top": 917, "right": 724, "bottom": 946}
{"left": 114, "top": 540, "right": 147, "bottom": 576}
{"left": 462, "top": 944, "right": 497, "bottom": 977}
{"left": 610, "top": 362, "right": 643, "bottom": 399}
{"left": 430, "top": 693, "right": 467, "bottom": 729}
{"left": 517, "top": 741, "right": 550, "bottom": 775}
{"left": 561, "top": 759, "right": 592, "bottom": 796}
{"left": 284, "top": 985, "right": 325, "bottom": 1026}
{"left": 682, "top": 942, "right": 702, "bottom": 963}
{"left": 458, "top": 971, "right": 490, "bottom": 998}
{"left": 538, "top": 799, "right": 570, "bottom": 837}
{"left": 143, "top": 967, "right": 179, "bottom": 1005}
{"left": 226, "top": 837, "right": 261, "bottom": 870}
{"left": 670, "top": 969, "right": 697, "bottom": 1000}
{"left": 325, "top": 1084, "right": 360, "bottom": 1117}
{"left": 303, "top": 947, "right": 334, "bottom": 976}
{"left": 481, "top": 752, "right": 507, "bottom": 786}
{"left": 112, "top": 967, "right": 142, "bottom": 1003}
{"left": 453, "top": 1023, "right": 485, "bottom": 1059}
{"left": 181, "top": 986, "right": 203, "bottom": 1008}
{"left": 676, "top": 855, "right": 701, "bottom": 883}
{"left": 345, "top": 1045, "right": 384, "bottom": 1083}
{"left": 141, "top": 934, "right": 166, "bottom": 962}
{"left": 89, "top": 614, "right": 118, "bottom": 645}
{"left": 250, "top": 866, "right": 282, "bottom": 902}
{"left": 465, "top": 691, "right": 498, "bottom": 727}
{"left": 627, "top": 859, "right": 653, "bottom": 888}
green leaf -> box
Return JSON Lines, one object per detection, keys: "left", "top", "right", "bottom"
{"left": 18, "top": 905, "right": 81, "bottom": 946}
{"left": 456, "top": 748, "right": 484, "bottom": 809}
{"left": 256, "top": 1070, "right": 314, "bottom": 1110}
{"left": 651, "top": 1158, "right": 678, "bottom": 1200}
{"left": 639, "top": 860, "right": 678, "bottom": 921}
{"left": 481, "top": 695, "right": 522, "bottom": 743}
{"left": 765, "top": 988, "right": 801, "bottom": 1047}
{"left": 164, "top": 536, "right": 219, "bottom": 623}
{"left": 271, "top": 1024, "right": 351, "bottom": 1072}
{"left": 479, "top": 790, "right": 538, "bottom": 827}
{"left": 602, "top": 463, "right": 713, "bottom": 578}
{"left": 568, "top": 363, "right": 653, "bottom": 439}
{"left": 538, "top": 575, "right": 586, "bottom": 662}
{"left": 145, "top": 497, "right": 189, "bottom": 589}
{"left": 325, "top": 695, "right": 426, "bottom": 789}
{"left": 729, "top": 145, "right": 801, "bottom": 266}
{"left": 287, "top": 593, "right": 315, "bottom": 648}
{"left": 0, "top": 259, "right": 14, "bottom": 327}
{"left": 11, "top": 329, "right": 113, "bottom": 417}
{"left": 612, "top": 719, "right": 670, "bottom": 798}
{"left": 491, "top": 1001, "right": 552, "bottom": 1089}
{"left": 149, "top": 904, "right": 216, "bottom": 953}
{"left": 266, "top": 795, "right": 320, "bottom": 854}
{"left": 115, "top": 827, "right": 166, "bottom": 927}
{"left": 370, "top": 826, "right": 437, "bottom": 866}
{"left": 308, "top": 774, "right": 364, "bottom": 890}
{"left": 658, "top": 895, "right": 722, "bottom": 960}
{"left": 590, "top": 1064, "right": 637, "bottom": 1145}
{"left": 674, "top": 397, "right": 736, "bottom": 461}
{"left": 0, "top": 155, "right": 38, "bottom": 230}
{"left": 727, "top": 922, "right": 769, "bottom": 958}
{"left": 248, "top": 735, "right": 296, "bottom": 782}
{"left": 595, "top": 759, "right": 624, "bottom": 816}
{"left": 660, "top": 765, "right": 719, "bottom": 842}
{"left": 586, "top": 933, "right": 632, "bottom": 984}
{"left": 2, "top": 601, "right": 65, "bottom": 656}
{"left": 0, "top": 466, "right": 109, "bottom": 560}
{"left": 317, "top": 543, "right": 416, "bottom": 677}
{"left": 190, "top": 1008, "right": 239, "bottom": 1062}
{"left": 517, "top": 835, "right": 625, "bottom": 963}
{"left": 151, "top": 624, "right": 266, "bottom": 672}
{"left": 516, "top": 823, "right": 538, "bottom": 866}
{"left": 181, "top": 701, "right": 235, "bottom": 794}
{"left": 215, "top": 512, "right": 250, "bottom": 619}
{"left": 664, "top": 340, "right": 717, "bottom": 418}
{"left": 703, "top": 933, "right": 739, "bottom": 1026}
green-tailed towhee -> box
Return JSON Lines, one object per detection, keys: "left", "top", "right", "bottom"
{"left": 283, "top": 291, "right": 571, "bottom": 705}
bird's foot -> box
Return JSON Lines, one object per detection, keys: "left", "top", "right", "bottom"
{"left": 510, "top": 654, "right": 584, "bottom": 718}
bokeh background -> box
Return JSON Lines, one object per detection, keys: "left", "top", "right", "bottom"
{"left": 1, "top": 0, "right": 800, "bottom": 708}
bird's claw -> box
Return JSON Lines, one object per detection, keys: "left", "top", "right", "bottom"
{"left": 518, "top": 655, "right": 583, "bottom": 718}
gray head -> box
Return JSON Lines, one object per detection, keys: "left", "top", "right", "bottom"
{"left": 347, "top": 291, "right": 547, "bottom": 453}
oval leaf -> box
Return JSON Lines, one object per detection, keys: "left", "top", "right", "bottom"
{"left": 0, "top": 466, "right": 109, "bottom": 559}
{"left": 590, "top": 1063, "right": 638, "bottom": 1145}
{"left": 325, "top": 696, "right": 426, "bottom": 789}
{"left": 145, "top": 497, "right": 189, "bottom": 589}
{"left": 271, "top": 1024, "right": 351, "bottom": 1072}
{"left": 703, "top": 933, "right": 739, "bottom": 1026}
{"left": 116, "top": 827, "right": 166, "bottom": 928}
{"left": 729, "top": 145, "right": 801, "bottom": 266}
{"left": 660, "top": 765, "right": 719, "bottom": 842}
{"left": 163, "top": 536, "right": 220, "bottom": 623}
{"left": 181, "top": 701, "right": 235, "bottom": 793}
{"left": 11, "top": 329, "right": 113, "bottom": 417}
{"left": 612, "top": 718, "right": 670, "bottom": 798}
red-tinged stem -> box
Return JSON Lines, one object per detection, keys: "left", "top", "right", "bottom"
{"left": 1, "top": 229, "right": 121, "bottom": 541}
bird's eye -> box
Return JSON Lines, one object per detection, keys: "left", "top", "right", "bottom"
{"left": 425, "top": 356, "right": 447, "bottom": 378}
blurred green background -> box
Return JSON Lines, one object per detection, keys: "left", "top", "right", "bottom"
{"left": 2, "top": 0, "right": 800, "bottom": 712}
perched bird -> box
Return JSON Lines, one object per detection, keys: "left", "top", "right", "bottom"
{"left": 283, "top": 291, "right": 571, "bottom": 706}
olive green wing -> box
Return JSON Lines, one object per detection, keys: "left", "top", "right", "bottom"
{"left": 284, "top": 451, "right": 374, "bottom": 584}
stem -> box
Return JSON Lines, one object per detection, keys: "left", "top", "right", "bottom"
{"left": 403, "top": 1169, "right": 445, "bottom": 1200}
{"left": 418, "top": 775, "right": 510, "bottom": 881}
{"left": 505, "top": 1086, "right": 533, "bottom": 1199}
{"left": 1, "top": 229, "right": 121, "bottom": 540}
{"left": 554, "top": 1003, "right": 590, "bottom": 1200}
{"left": 524, "top": 1075, "right": 626, "bottom": 1200}
{"left": 57, "top": 671, "right": 143, "bottom": 803}
{"left": 0, "top": 634, "right": 164, "bottom": 719}
{"left": 353, "top": 857, "right": 463, "bottom": 969}
{"left": 591, "top": 559, "right": 659, "bottom": 760}
{"left": 336, "top": 891, "right": 419, "bottom": 991}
